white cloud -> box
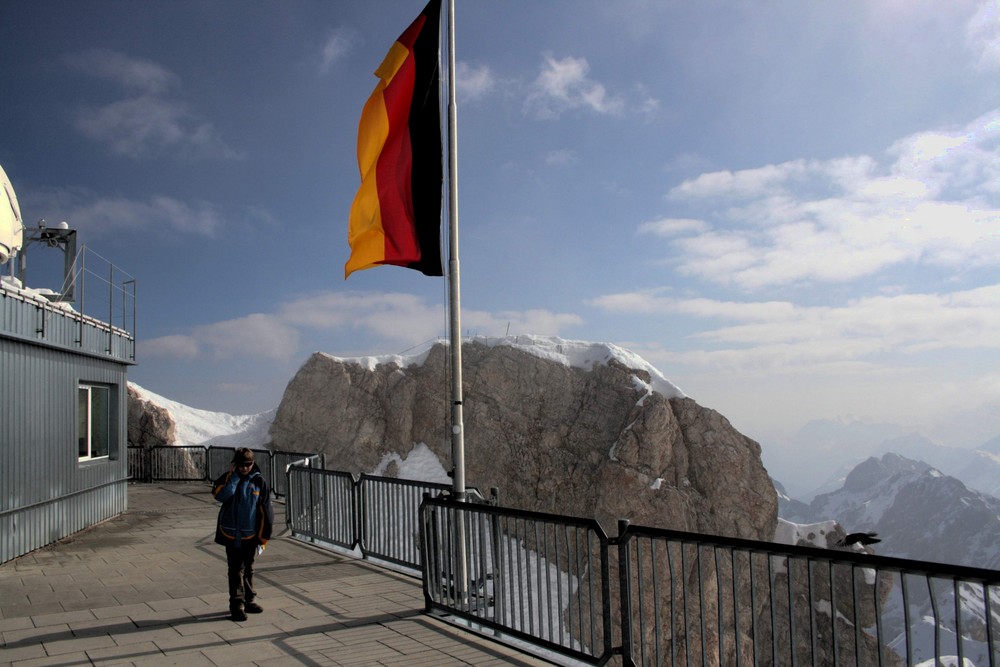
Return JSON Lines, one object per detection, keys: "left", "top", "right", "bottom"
{"left": 525, "top": 54, "right": 625, "bottom": 119}
{"left": 68, "top": 49, "right": 240, "bottom": 159}
{"left": 456, "top": 61, "right": 496, "bottom": 103}
{"left": 144, "top": 291, "right": 583, "bottom": 362}
{"left": 967, "top": 0, "right": 1000, "bottom": 70}
{"left": 141, "top": 334, "right": 201, "bottom": 360}
{"left": 669, "top": 160, "right": 815, "bottom": 200}
{"left": 638, "top": 217, "right": 709, "bottom": 237}
{"left": 25, "top": 187, "right": 226, "bottom": 237}
{"left": 75, "top": 95, "right": 238, "bottom": 159}
{"left": 656, "top": 109, "right": 1000, "bottom": 289}
{"left": 280, "top": 291, "right": 444, "bottom": 344}
{"left": 320, "top": 27, "right": 359, "bottom": 74}
{"left": 67, "top": 48, "right": 178, "bottom": 94}
{"left": 145, "top": 314, "right": 300, "bottom": 363}
{"left": 544, "top": 149, "right": 577, "bottom": 166}
{"left": 591, "top": 284, "right": 1000, "bottom": 372}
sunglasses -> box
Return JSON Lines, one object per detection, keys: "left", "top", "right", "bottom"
{"left": 236, "top": 462, "right": 253, "bottom": 468}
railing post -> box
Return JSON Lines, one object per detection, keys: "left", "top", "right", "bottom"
{"left": 618, "top": 518, "right": 637, "bottom": 667}
{"left": 421, "top": 493, "right": 437, "bottom": 612}
{"left": 308, "top": 467, "right": 316, "bottom": 539}
{"left": 489, "top": 492, "right": 503, "bottom": 627}
{"left": 353, "top": 475, "right": 363, "bottom": 553}
{"left": 285, "top": 465, "right": 294, "bottom": 534}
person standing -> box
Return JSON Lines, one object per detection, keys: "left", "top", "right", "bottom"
{"left": 213, "top": 448, "right": 274, "bottom": 621}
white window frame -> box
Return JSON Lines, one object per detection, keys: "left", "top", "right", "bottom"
{"left": 78, "top": 383, "right": 111, "bottom": 461}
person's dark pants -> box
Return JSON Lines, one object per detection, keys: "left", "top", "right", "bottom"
{"left": 225, "top": 542, "right": 257, "bottom": 609}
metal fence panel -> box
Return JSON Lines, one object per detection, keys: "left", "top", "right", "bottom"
{"left": 359, "top": 474, "right": 455, "bottom": 571}
{"left": 129, "top": 445, "right": 308, "bottom": 498}
{"left": 617, "top": 523, "right": 1000, "bottom": 667}
{"left": 420, "top": 495, "right": 615, "bottom": 665}
{"left": 287, "top": 466, "right": 357, "bottom": 551}
{"left": 151, "top": 446, "right": 206, "bottom": 481}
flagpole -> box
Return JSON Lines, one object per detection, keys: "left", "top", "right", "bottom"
{"left": 446, "top": 0, "right": 466, "bottom": 502}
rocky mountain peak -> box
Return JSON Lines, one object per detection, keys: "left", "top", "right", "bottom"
{"left": 269, "top": 337, "right": 778, "bottom": 539}
{"left": 793, "top": 452, "right": 1000, "bottom": 568}
{"left": 841, "top": 453, "right": 931, "bottom": 493}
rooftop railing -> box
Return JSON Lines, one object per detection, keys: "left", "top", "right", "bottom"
{"left": 4, "top": 243, "right": 137, "bottom": 361}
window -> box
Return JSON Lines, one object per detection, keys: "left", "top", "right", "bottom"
{"left": 78, "top": 384, "right": 111, "bottom": 460}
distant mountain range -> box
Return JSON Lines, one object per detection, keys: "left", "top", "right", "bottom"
{"left": 766, "top": 417, "right": 1000, "bottom": 501}
{"left": 780, "top": 452, "right": 1000, "bottom": 570}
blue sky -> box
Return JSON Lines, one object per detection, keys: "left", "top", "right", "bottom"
{"left": 2, "top": 0, "right": 998, "bottom": 451}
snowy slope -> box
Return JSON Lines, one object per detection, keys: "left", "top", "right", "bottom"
{"left": 129, "top": 382, "right": 274, "bottom": 448}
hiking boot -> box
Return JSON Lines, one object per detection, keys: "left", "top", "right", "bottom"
{"left": 245, "top": 601, "right": 263, "bottom": 614}
{"left": 230, "top": 606, "right": 247, "bottom": 622}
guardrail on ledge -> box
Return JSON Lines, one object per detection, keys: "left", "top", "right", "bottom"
{"left": 420, "top": 494, "right": 1000, "bottom": 667}
{"left": 126, "top": 445, "right": 322, "bottom": 498}
{"left": 128, "top": 446, "right": 1000, "bottom": 666}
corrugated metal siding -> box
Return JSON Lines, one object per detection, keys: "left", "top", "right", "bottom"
{"left": 1, "top": 288, "right": 132, "bottom": 563}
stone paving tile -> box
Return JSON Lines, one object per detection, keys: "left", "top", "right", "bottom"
{"left": 0, "top": 641, "right": 48, "bottom": 664}
{"left": 0, "top": 483, "right": 555, "bottom": 667}
{"left": 42, "top": 632, "right": 117, "bottom": 656}
{"left": 65, "top": 618, "right": 136, "bottom": 637}
{"left": 1, "top": 624, "right": 74, "bottom": 647}
{"left": 201, "top": 639, "right": 289, "bottom": 665}
{"left": 121, "top": 649, "right": 218, "bottom": 666}
{"left": 91, "top": 603, "right": 154, "bottom": 620}
{"left": 109, "top": 625, "right": 183, "bottom": 647}
{"left": 150, "top": 631, "right": 224, "bottom": 653}
{"left": 75, "top": 595, "right": 122, "bottom": 611}
{"left": 0, "top": 601, "right": 64, "bottom": 619}
{"left": 10, "top": 649, "right": 93, "bottom": 666}
{"left": 85, "top": 639, "right": 163, "bottom": 664}
{"left": 30, "top": 610, "right": 97, "bottom": 629}
{"left": 0, "top": 617, "right": 34, "bottom": 633}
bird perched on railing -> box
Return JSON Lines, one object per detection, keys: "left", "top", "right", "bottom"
{"left": 836, "top": 531, "right": 881, "bottom": 547}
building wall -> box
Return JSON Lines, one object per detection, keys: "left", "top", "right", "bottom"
{"left": 1, "top": 286, "right": 132, "bottom": 563}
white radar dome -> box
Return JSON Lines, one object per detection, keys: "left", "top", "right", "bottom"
{"left": 0, "top": 163, "right": 24, "bottom": 265}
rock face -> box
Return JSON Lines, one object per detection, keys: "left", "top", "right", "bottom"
{"left": 127, "top": 384, "right": 175, "bottom": 448}
{"left": 270, "top": 338, "right": 777, "bottom": 540}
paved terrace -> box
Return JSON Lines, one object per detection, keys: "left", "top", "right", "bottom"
{"left": 0, "top": 482, "right": 553, "bottom": 666}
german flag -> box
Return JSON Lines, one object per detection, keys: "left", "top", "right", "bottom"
{"left": 346, "top": 0, "right": 443, "bottom": 279}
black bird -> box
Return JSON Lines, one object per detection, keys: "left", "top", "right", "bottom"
{"left": 836, "top": 531, "right": 881, "bottom": 547}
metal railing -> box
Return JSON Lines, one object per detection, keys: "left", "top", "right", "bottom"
{"left": 421, "top": 495, "right": 1000, "bottom": 667}
{"left": 285, "top": 465, "right": 488, "bottom": 572}
{"left": 127, "top": 445, "right": 321, "bottom": 498}
{"left": 129, "top": 451, "right": 1000, "bottom": 666}
{"left": 421, "top": 493, "right": 615, "bottom": 664}
{"left": 287, "top": 467, "right": 357, "bottom": 552}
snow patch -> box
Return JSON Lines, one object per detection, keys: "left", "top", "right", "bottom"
{"left": 774, "top": 517, "right": 838, "bottom": 548}
{"left": 371, "top": 443, "right": 450, "bottom": 483}
{"left": 323, "top": 335, "right": 685, "bottom": 399}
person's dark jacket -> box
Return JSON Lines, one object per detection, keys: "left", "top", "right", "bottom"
{"left": 213, "top": 464, "right": 274, "bottom": 547}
